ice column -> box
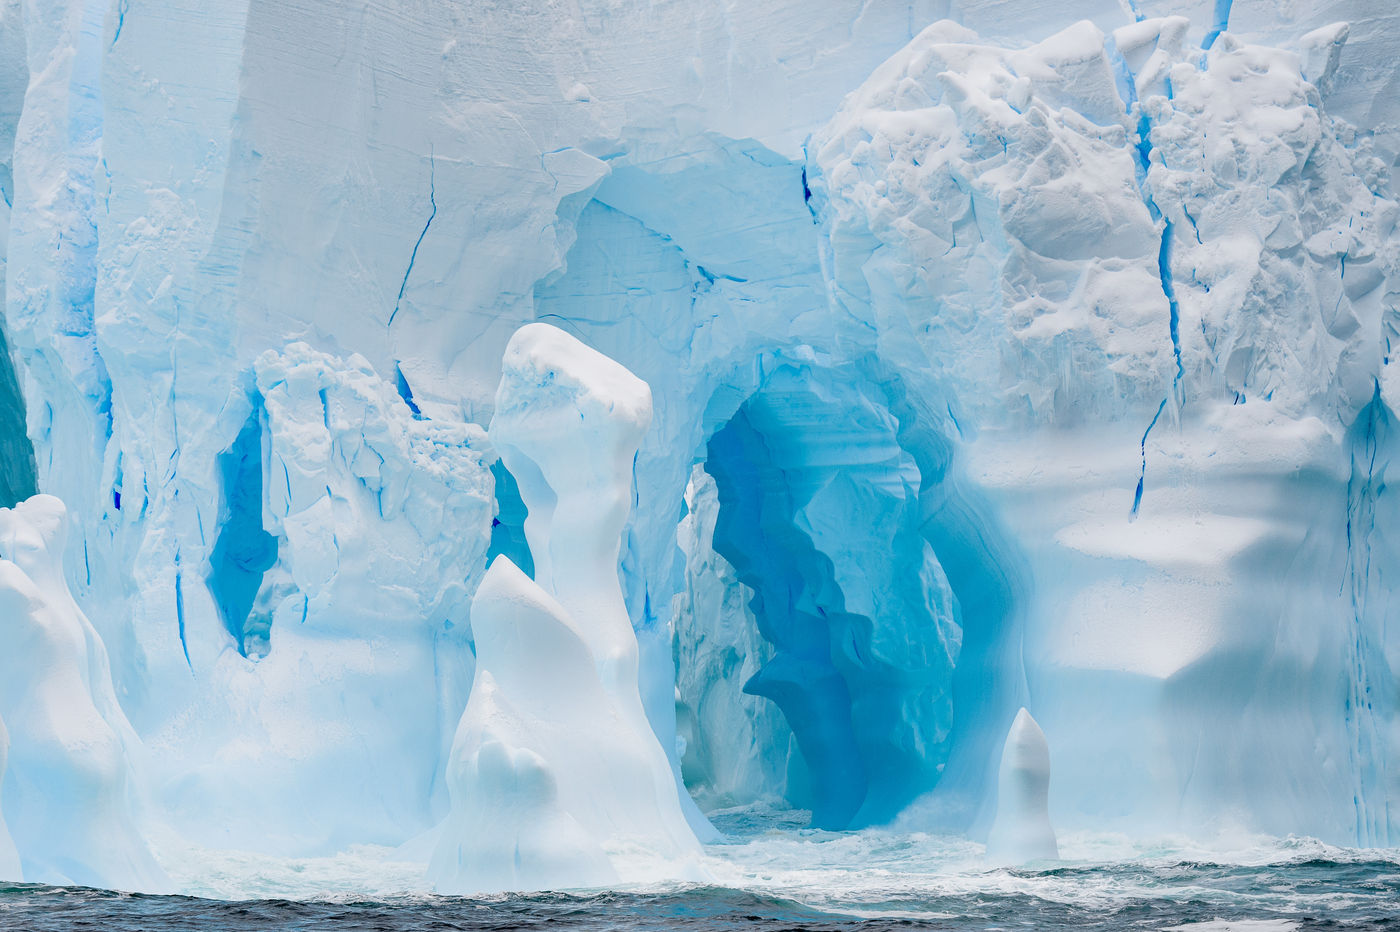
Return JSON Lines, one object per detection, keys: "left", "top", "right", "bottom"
{"left": 986, "top": 708, "right": 1059, "bottom": 864}
{"left": 431, "top": 323, "right": 700, "bottom": 893}
{"left": 0, "top": 495, "right": 168, "bottom": 891}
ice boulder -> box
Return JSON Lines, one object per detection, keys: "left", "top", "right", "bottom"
{"left": 986, "top": 708, "right": 1058, "bottom": 864}
{"left": 0, "top": 495, "right": 168, "bottom": 891}
{"left": 431, "top": 324, "right": 702, "bottom": 893}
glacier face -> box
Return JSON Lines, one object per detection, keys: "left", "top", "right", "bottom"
{"left": 0, "top": 0, "right": 1396, "bottom": 894}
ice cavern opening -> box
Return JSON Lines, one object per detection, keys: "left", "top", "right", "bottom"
{"left": 673, "top": 358, "right": 1027, "bottom": 832}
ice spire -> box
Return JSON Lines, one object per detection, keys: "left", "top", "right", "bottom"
{"left": 986, "top": 708, "right": 1059, "bottom": 864}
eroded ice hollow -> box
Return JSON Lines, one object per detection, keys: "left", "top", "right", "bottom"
{"left": 671, "top": 359, "right": 1024, "bottom": 832}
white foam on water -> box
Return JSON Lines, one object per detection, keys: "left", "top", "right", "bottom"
{"left": 1163, "top": 922, "right": 1301, "bottom": 932}
{"left": 147, "top": 815, "right": 1400, "bottom": 923}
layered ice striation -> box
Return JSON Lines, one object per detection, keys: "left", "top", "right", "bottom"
{"left": 0, "top": 0, "right": 1397, "bottom": 894}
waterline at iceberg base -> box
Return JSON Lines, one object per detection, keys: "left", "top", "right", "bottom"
{"left": 0, "top": 0, "right": 1398, "bottom": 927}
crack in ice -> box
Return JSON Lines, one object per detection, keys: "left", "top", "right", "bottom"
{"left": 388, "top": 151, "right": 437, "bottom": 328}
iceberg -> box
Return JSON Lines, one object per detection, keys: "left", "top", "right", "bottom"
{"left": 0, "top": 0, "right": 1396, "bottom": 897}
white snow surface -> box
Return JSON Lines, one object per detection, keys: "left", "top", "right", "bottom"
{"left": 0, "top": 0, "right": 1395, "bottom": 895}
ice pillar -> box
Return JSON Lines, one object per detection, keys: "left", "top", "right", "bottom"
{"left": 986, "top": 707, "right": 1059, "bottom": 864}
{"left": 431, "top": 324, "right": 700, "bottom": 893}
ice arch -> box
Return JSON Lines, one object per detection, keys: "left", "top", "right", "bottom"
{"left": 523, "top": 129, "right": 1028, "bottom": 832}
{"left": 676, "top": 356, "right": 1027, "bottom": 830}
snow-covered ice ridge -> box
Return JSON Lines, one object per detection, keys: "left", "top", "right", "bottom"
{"left": 0, "top": 0, "right": 1397, "bottom": 893}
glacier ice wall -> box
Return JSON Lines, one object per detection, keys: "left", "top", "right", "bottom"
{"left": 805, "top": 12, "right": 1400, "bottom": 843}
{"left": 153, "top": 343, "right": 494, "bottom": 854}
{"left": 0, "top": 0, "right": 1396, "bottom": 889}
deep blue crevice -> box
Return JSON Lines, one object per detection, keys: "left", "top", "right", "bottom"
{"left": 1201, "top": 0, "right": 1234, "bottom": 51}
{"left": 487, "top": 460, "right": 534, "bottom": 578}
{"left": 800, "top": 161, "right": 819, "bottom": 224}
{"left": 112, "top": 455, "right": 123, "bottom": 511}
{"left": 111, "top": 0, "right": 129, "bottom": 47}
{"left": 388, "top": 151, "right": 438, "bottom": 328}
{"left": 1182, "top": 206, "right": 1203, "bottom": 243}
{"left": 0, "top": 319, "right": 38, "bottom": 508}
{"left": 174, "top": 548, "right": 192, "bottom": 670}
{"left": 1106, "top": 33, "right": 1184, "bottom": 515}
{"left": 1132, "top": 398, "right": 1168, "bottom": 517}
{"left": 1158, "top": 220, "right": 1186, "bottom": 390}
{"left": 1340, "top": 385, "right": 1397, "bottom": 846}
{"left": 207, "top": 395, "right": 279, "bottom": 658}
{"left": 394, "top": 363, "right": 424, "bottom": 418}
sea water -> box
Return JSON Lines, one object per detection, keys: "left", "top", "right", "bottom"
{"left": 1, "top": 809, "right": 1395, "bottom": 930}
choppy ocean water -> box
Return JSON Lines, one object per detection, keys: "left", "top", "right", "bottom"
{"left": 3, "top": 817, "right": 1396, "bottom": 930}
